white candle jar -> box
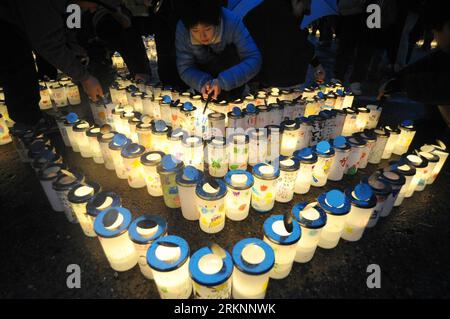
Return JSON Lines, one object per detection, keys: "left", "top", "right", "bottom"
{"left": 121, "top": 143, "right": 146, "bottom": 188}
{"left": 256, "top": 105, "right": 271, "bottom": 129}
{"left": 420, "top": 143, "right": 449, "bottom": 184}
{"left": 276, "top": 157, "right": 300, "bottom": 203}
{"left": 129, "top": 215, "right": 168, "bottom": 280}
{"left": 227, "top": 110, "right": 246, "bottom": 132}
{"left": 189, "top": 247, "right": 233, "bottom": 299}
{"left": 317, "top": 190, "right": 351, "bottom": 249}
{"left": 180, "top": 103, "right": 197, "bottom": 134}
{"left": 368, "top": 128, "right": 389, "bottom": 164}
{"left": 393, "top": 121, "right": 416, "bottom": 155}
{"left": 50, "top": 84, "right": 68, "bottom": 107}
{"left": 111, "top": 107, "right": 124, "bottom": 132}
{"left": 280, "top": 120, "right": 300, "bottom": 156}
{"left": 354, "top": 130, "right": 376, "bottom": 169}
{"left": 251, "top": 163, "right": 280, "bottom": 213}
{"left": 267, "top": 91, "right": 280, "bottom": 105}
{"left": 318, "top": 110, "right": 334, "bottom": 141}
{"left": 312, "top": 141, "right": 335, "bottom": 187}
{"left": 208, "top": 112, "right": 226, "bottom": 138}
{"left": 341, "top": 108, "right": 358, "bottom": 136}
{"left": 64, "top": 119, "right": 80, "bottom": 152}
{"left": 224, "top": 170, "right": 254, "bottom": 221}
{"left": 382, "top": 125, "right": 400, "bottom": 159}
{"left": 328, "top": 137, "right": 351, "bottom": 181}
{"left": 39, "top": 85, "right": 52, "bottom": 110}
{"left": 366, "top": 105, "right": 382, "bottom": 129}
{"left": 207, "top": 137, "right": 228, "bottom": 178}
{"left": 228, "top": 133, "right": 249, "bottom": 171}
{"left": 182, "top": 135, "right": 204, "bottom": 170}
{"left": 248, "top": 129, "right": 268, "bottom": 166}
{"left": 147, "top": 235, "right": 192, "bottom": 299}
{"left": 345, "top": 136, "right": 366, "bottom": 176}
{"left": 130, "top": 92, "right": 144, "bottom": 113}
{"left": 167, "top": 128, "right": 188, "bottom": 162}
{"left": 244, "top": 104, "right": 258, "bottom": 129}
{"left": 365, "top": 175, "right": 392, "bottom": 228}
{"left": 176, "top": 166, "right": 204, "bottom": 221}
{"left": 332, "top": 109, "right": 347, "bottom": 138}
{"left": 98, "top": 131, "right": 117, "bottom": 170}
{"left": 293, "top": 148, "right": 317, "bottom": 194}
{"left": 179, "top": 91, "right": 191, "bottom": 104}
{"left": 94, "top": 207, "right": 138, "bottom": 272}
{"left": 157, "top": 155, "right": 184, "bottom": 208}
{"left": 263, "top": 215, "right": 301, "bottom": 279}
{"left": 128, "top": 117, "right": 141, "bottom": 143}
{"left": 38, "top": 163, "right": 68, "bottom": 212}
{"left": 150, "top": 121, "right": 171, "bottom": 153}
{"left": 196, "top": 179, "right": 228, "bottom": 234}
{"left": 68, "top": 182, "right": 102, "bottom": 237}
{"left": 86, "top": 127, "right": 104, "bottom": 164}
{"left": 141, "top": 151, "right": 165, "bottom": 197}
{"left": 66, "top": 84, "right": 81, "bottom": 105}
{"left": 119, "top": 111, "right": 135, "bottom": 137}
{"left": 52, "top": 170, "right": 85, "bottom": 223}
{"left": 255, "top": 92, "right": 267, "bottom": 106}
{"left": 377, "top": 170, "right": 406, "bottom": 217}
{"left": 309, "top": 115, "right": 325, "bottom": 146}
{"left": 391, "top": 163, "right": 416, "bottom": 205}
{"left": 231, "top": 238, "right": 275, "bottom": 299}
{"left": 108, "top": 134, "right": 131, "bottom": 179}
{"left": 268, "top": 103, "right": 284, "bottom": 126}
{"left": 355, "top": 107, "right": 370, "bottom": 132}
{"left": 73, "top": 121, "right": 93, "bottom": 158}
{"left": 170, "top": 102, "right": 181, "bottom": 129}
{"left": 86, "top": 191, "right": 121, "bottom": 238}
{"left": 342, "top": 91, "right": 354, "bottom": 109}
{"left": 297, "top": 118, "right": 312, "bottom": 150}
{"left": 404, "top": 154, "right": 429, "bottom": 192}
{"left": 265, "top": 125, "right": 281, "bottom": 163}
{"left": 136, "top": 122, "right": 152, "bottom": 150}
{"left": 419, "top": 151, "right": 439, "bottom": 185}
{"left": 159, "top": 97, "right": 172, "bottom": 125}
{"left": 291, "top": 202, "right": 327, "bottom": 262}
{"left": 54, "top": 115, "right": 71, "bottom": 147}
{"left": 341, "top": 183, "right": 377, "bottom": 242}
{"left": 142, "top": 96, "right": 154, "bottom": 118}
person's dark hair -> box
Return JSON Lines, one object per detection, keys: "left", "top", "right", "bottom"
{"left": 177, "top": 0, "right": 223, "bottom": 29}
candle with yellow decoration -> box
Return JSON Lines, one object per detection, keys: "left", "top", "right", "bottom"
{"left": 195, "top": 178, "right": 228, "bottom": 234}
{"left": 121, "top": 143, "right": 146, "bottom": 188}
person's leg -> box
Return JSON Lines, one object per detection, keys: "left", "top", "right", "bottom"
{"left": 0, "top": 21, "right": 41, "bottom": 126}
{"left": 334, "top": 15, "right": 358, "bottom": 81}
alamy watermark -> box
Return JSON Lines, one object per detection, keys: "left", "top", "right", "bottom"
{"left": 366, "top": 264, "right": 381, "bottom": 289}
{"left": 366, "top": 4, "right": 381, "bottom": 29}
{"left": 66, "top": 264, "right": 81, "bottom": 289}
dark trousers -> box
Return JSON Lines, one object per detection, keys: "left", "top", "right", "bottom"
{"left": 0, "top": 20, "right": 42, "bottom": 126}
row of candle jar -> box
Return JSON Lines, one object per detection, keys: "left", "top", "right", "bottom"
{"left": 38, "top": 78, "right": 81, "bottom": 110}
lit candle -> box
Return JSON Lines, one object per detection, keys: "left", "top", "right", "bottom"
{"left": 304, "top": 98, "right": 318, "bottom": 117}
{"left": 190, "top": 246, "right": 233, "bottom": 299}
{"left": 196, "top": 178, "right": 228, "bottom": 234}
{"left": 293, "top": 147, "right": 318, "bottom": 194}
{"left": 403, "top": 154, "right": 429, "bottom": 192}
{"left": 224, "top": 170, "right": 253, "bottom": 221}
{"left": 377, "top": 170, "right": 406, "bottom": 217}
{"left": 317, "top": 190, "right": 351, "bottom": 249}
{"left": 176, "top": 166, "right": 204, "bottom": 221}
{"left": 86, "top": 126, "right": 104, "bottom": 164}
{"left": 341, "top": 108, "right": 358, "bottom": 136}
{"left": 38, "top": 85, "right": 52, "bottom": 110}
{"left": 38, "top": 163, "right": 68, "bottom": 212}
{"left": 98, "top": 131, "right": 117, "bottom": 170}
{"left": 267, "top": 90, "right": 280, "bottom": 105}
{"left": 418, "top": 151, "right": 439, "bottom": 185}
{"left": 142, "top": 95, "right": 154, "bottom": 118}
{"left": 296, "top": 117, "right": 312, "bottom": 150}
{"left": 420, "top": 141, "right": 448, "bottom": 184}
{"left": 159, "top": 95, "right": 173, "bottom": 125}
{"left": 63, "top": 113, "right": 80, "bottom": 151}
{"left": 119, "top": 111, "right": 135, "bottom": 137}
{"left": 150, "top": 120, "right": 172, "bottom": 153}
{"left": 50, "top": 84, "right": 68, "bottom": 108}
{"left": 130, "top": 91, "right": 144, "bottom": 113}
{"left": 141, "top": 151, "right": 165, "bottom": 197}
{"left": 73, "top": 121, "right": 93, "bottom": 158}
{"left": 68, "top": 182, "right": 102, "bottom": 236}
{"left": 268, "top": 103, "right": 284, "bottom": 126}
{"left": 161, "top": 86, "right": 173, "bottom": 99}
{"left": 341, "top": 183, "right": 377, "bottom": 242}
{"left": 94, "top": 207, "right": 138, "bottom": 271}
{"left": 263, "top": 215, "right": 301, "bottom": 279}
{"left": 256, "top": 105, "right": 271, "bottom": 129}
{"left": 354, "top": 106, "right": 370, "bottom": 132}
{"left": 248, "top": 129, "right": 268, "bottom": 166}
{"left": 227, "top": 107, "right": 246, "bottom": 132}
{"left": 334, "top": 89, "right": 345, "bottom": 110}
{"left": 390, "top": 162, "right": 416, "bottom": 204}
{"left": 191, "top": 95, "right": 203, "bottom": 109}
{"left": 136, "top": 122, "right": 152, "bottom": 150}
{"left": 382, "top": 125, "right": 401, "bottom": 159}
{"left": 251, "top": 163, "right": 280, "bottom": 213}
{"left": 179, "top": 91, "right": 191, "bottom": 104}
{"left": 353, "top": 130, "right": 376, "bottom": 169}
{"left": 147, "top": 235, "right": 192, "bottom": 299}
{"left": 280, "top": 120, "right": 300, "bottom": 156}
{"left": 312, "top": 141, "right": 335, "bottom": 187}
{"left": 291, "top": 202, "right": 327, "bottom": 262}
{"left": 128, "top": 116, "right": 141, "bottom": 143}
{"left": 179, "top": 102, "right": 197, "bottom": 134}
{"left": 66, "top": 83, "right": 81, "bottom": 105}
{"left": 366, "top": 105, "right": 382, "bottom": 129}
{"left": 314, "top": 94, "right": 326, "bottom": 113}
{"left": 342, "top": 90, "right": 354, "bottom": 109}
{"left": 111, "top": 106, "right": 125, "bottom": 132}
{"left": 121, "top": 143, "right": 146, "bottom": 188}
{"left": 332, "top": 109, "right": 347, "bottom": 138}
{"left": 52, "top": 170, "right": 85, "bottom": 223}
{"left": 157, "top": 154, "right": 184, "bottom": 208}
{"left": 129, "top": 215, "right": 168, "bottom": 280}
{"left": 365, "top": 175, "right": 392, "bottom": 228}
{"left": 116, "top": 86, "right": 129, "bottom": 106}
{"left": 170, "top": 100, "right": 181, "bottom": 129}
{"left": 265, "top": 125, "right": 281, "bottom": 163}
{"left": 208, "top": 112, "right": 226, "bottom": 139}
{"left": 345, "top": 136, "right": 366, "bottom": 176}
{"left": 86, "top": 191, "right": 121, "bottom": 237}
{"left": 231, "top": 238, "right": 275, "bottom": 299}
{"left": 204, "top": 137, "right": 227, "bottom": 178}
{"left": 125, "top": 85, "right": 139, "bottom": 107}
{"left": 181, "top": 135, "right": 204, "bottom": 170}
{"left": 309, "top": 115, "right": 325, "bottom": 146}
{"left": 393, "top": 120, "right": 416, "bottom": 155}
{"left": 318, "top": 110, "right": 334, "bottom": 141}
{"left": 228, "top": 133, "right": 249, "bottom": 171}
{"left": 108, "top": 134, "right": 131, "bottom": 179}
{"left": 368, "top": 128, "right": 389, "bottom": 164}
{"left": 166, "top": 128, "right": 187, "bottom": 162}
{"left": 276, "top": 157, "right": 300, "bottom": 203}
{"left": 243, "top": 103, "right": 259, "bottom": 129}
{"left": 325, "top": 92, "right": 337, "bottom": 109}
{"left": 328, "top": 136, "right": 350, "bottom": 181}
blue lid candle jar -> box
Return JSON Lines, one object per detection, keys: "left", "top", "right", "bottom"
{"left": 304, "top": 97, "right": 318, "bottom": 117}
{"left": 196, "top": 178, "right": 228, "bottom": 234}
{"left": 418, "top": 151, "right": 440, "bottom": 186}
{"left": 231, "top": 238, "right": 275, "bottom": 299}
{"left": 317, "top": 190, "right": 351, "bottom": 249}
{"left": 291, "top": 202, "right": 327, "bottom": 262}
{"left": 86, "top": 191, "right": 121, "bottom": 237}
{"left": 312, "top": 141, "right": 335, "bottom": 187}
{"left": 280, "top": 120, "right": 300, "bottom": 156}
{"left": 86, "top": 126, "right": 104, "bottom": 164}
{"left": 354, "top": 106, "right": 370, "bottom": 132}
{"left": 332, "top": 109, "right": 346, "bottom": 138}
{"left": 318, "top": 110, "right": 334, "bottom": 140}
{"left": 207, "top": 112, "right": 226, "bottom": 138}
{"left": 268, "top": 103, "right": 284, "bottom": 126}
{"left": 265, "top": 125, "right": 281, "bottom": 163}
{"left": 167, "top": 128, "right": 188, "bottom": 162}
{"left": 341, "top": 183, "right": 377, "bottom": 242}
{"left": 32, "top": 150, "right": 63, "bottom": 173}
{"left": 176, "top": 166, "right": 204, "bottom": 221}
{"left": 296, "top": 117, "right": 312, "bottom": 150}
{"left": 420, "top": 142, "right": 448, "bottom": 184}
{"left": 354, "top": 130, "right": 377, "bottom": 169}
{"left": 94, "top": 207, "right": 138, "bottom": 271}
{"left": 206, "top": 137, "right": 228, "bottom": 178}
{"left": 365, "top": 175, "right": 392, "bottom": 228}
{"left": 248, "top": 129, "right": 268, "bottom": 166}
{"left": 243, "top": 103, "right": 259, "bottom": 128}
{"left": 141, "top": 151, "right": 165, "bottom": 197}
{"left": 256, "top": 105, "right": 271, "bottom": 128}
{"left": 147, "top": 235, "right": 192, "bottom": 299}
{"left": 275, "top": 157, "right": 300, "bottom": 203}
{"left": 182, "top": 135, "right": 204, "bottom": 170}
{"left": 224, "top": 170, "right": 254, "bottom": 221}
{"left": 328, "top": 136, "right": 351, "bottom": 181}
{"left": 150, "top": 120, "right": 172, "bottom": 153}
{"left": 55, "top": 115, "right": 71, "bottom": 147}
{"left": 382, "top": 125, "right": 401, "bottom": 159}
{"left": 98, "top": 131, "right": 117, "bottom": 170}
{"left": 73, "top": 121, "right": 93, "bottom": 158}
{"left": 157, "top": 155, "right": 184, "bottom": 208}
{"left": 341, "top": 108, "right": 358, "bottom": 136}
{"left": 121, "top": 143, "right": 146, "bottom": 188}
{"left": 130, "top": 91, "right": 144, "bottom": 113}
{"left": 189, "top": 246, "right": 234, "bottom": 299}
{"left": 293, "top": 148, "right": 318, "bottom": 194}
{"left": 108, "top": 134, "right": 131, "bottom": 179}
{"left": 377, "top": 170, "right": 406, "bottom": 217}
{"left": 38, "top": 163, "right": 68, "bottom": 212}
{"left": 368, "top": 128, "right": 389, "bottom": 164}
{"left": 129, "top": 215, "right": 168, "bottom": 279}
{"left": 128, "top": 116, "right": 141, "bottom": 143}
{"left": 68, "top": 182, "right": 102, "bottom": 237}
{"left": 342, "top": 90, "right": 354, "bottom": 109}
{"left": 393, "top": 120, "right": 416, "bottom": 155}
{"left": 63, "top": 115, "right": 81, "bottom": 151}
{"left": 179, "top": 91, "right": 192, "bottom": 104}
{"left": 111, "top": 105, "right": 125, "bottom": 132}
{"left": 150, "top": 96, "right": 163, "bottom": 120}
{"left": 179, "top": 102, "right": 197, "bottom": 134}
{"left": 390, "top": 162, "right": 416, "bottom": 203}
{"left": 119, "top": 109, "right": 135, "bottom": 137}
{"left": 345, "top": 136, "right": 366, "bottom": 176}
{"left": 263, "top": 215, "right": 301, "bottom": 279}
{"left": 52, "top": 170, "right": 85, "bottom": 223}
{"left": 403, "top": 154, "right": 429, "bottom": 193}
{"left": 227, "top": 107, "right": 246, "bottom": 133}
{"left": 228, "top": 133, "right": 249, "bottom": 170}
{"left": 251, "top": 163, "right": 280, "bottom": 213}
{"left": 136, "top": 122, "right": 152, "bottom": 150}
{"left": 169, "top": 100, "right": 181, "bottom": 129}
{"left": 159, "top": 95, "right": 173, "bottom": 125}
{"left": 366, "top": 104, "right": 382, "bottom": 129}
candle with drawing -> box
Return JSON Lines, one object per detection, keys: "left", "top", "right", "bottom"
{"left": 228, "top": 133, "right": 249, "bottom": 171}
{"left": 141, "top": 151, "right": 165, "bottom": 197}
{"left": 176, "top": 166, "right": 204, "bottom": 221}
{"left": 86, "top": 191, "right": 121, "bottom": 238}
{"left": 52, "top": 170, "right": 85, "bottom": 223}
{"left": 276, "top": 156, "right": 300, "bottom": 203}
{"left": 108, "top": 133, "right": 131, "bottom": 180}
{"left": 251, "top": 163, "right": 280, "bottom": 213}
{"left": 121, "top": 143, "right": 146, "bottom": 188}
{"left": 312, "top": 141, "right": 335, "bottom": 187}
{"left": 157, "top": 155, "right": 184, "bottom": 209}
{"left": 195, "top": 178, "right": 228, "bottom": 234}
{"left": 365, "top": 175, "right": 392, "bottom": 228}
{"left": 293, "top": 148, "right": 317, "bottom": 194}
{"left": 224, "top": 170, "right": 254, "bottom": 221}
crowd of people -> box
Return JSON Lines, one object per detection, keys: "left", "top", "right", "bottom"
{"left": 0, "top": 0, "right": 449, "bottom": 131}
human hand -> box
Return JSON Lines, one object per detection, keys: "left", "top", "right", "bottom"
{"left": 81, "top": 75, "right": 104, "bottom": 102}
{"left": 314, "top": 64, "right": 326, "bottom": 83}
{"left": 201, "top": 79, "right": 221, "bottom": 100}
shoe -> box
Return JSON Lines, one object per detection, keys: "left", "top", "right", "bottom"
{"left": 350, "top": 82, "right": 362, "bottom": 96}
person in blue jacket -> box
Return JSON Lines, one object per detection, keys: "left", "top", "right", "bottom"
{"left": 175, "top": 0, "right": 262, "bottom": 101}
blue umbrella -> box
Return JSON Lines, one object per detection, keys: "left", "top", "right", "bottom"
{"left": 228, "top": 0, "right": 264, "bottom": 19}
{"left": 300, "top": 0, "right": 339, "bottom": 29}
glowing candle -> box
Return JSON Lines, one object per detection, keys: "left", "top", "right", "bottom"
{"left": 52, "top": 170, "right": 85, "bottom": 223}
{"left": 419, "top": 151, "right": 439, "bottom": 185}
{"left": 128, "top": 116, "right": 141, "bottom": 143}
{"left": 68, "top": 182, "right": 101, "bottom": 237}
{"left": 304, "top": 98, "right": 317, "bottom": 117}
{"left": 196, "top": 178, "right": 228, "bottom": 234}
{"left": 190, "top": 246, "right": 233, "bottom": 299}
{"left": 243, "top": 103, "right": 259, "bottom": 129}
{"left": 176, "top": 166, "right": 204, "bottom": 221}
{"left": 296, "top": 117, "right": 312, "bottom": 150}
{"left": 332, "top": 109, "right": 347, "bottom": 138}
{"left": 291, "top": 202, "right": 326, "bottom": 262}
{"left": 64, "top": 115, "right": 80, "bottom": 151}
{"left": 50, "top": 84, "right": 68, "bottom": 107}
{"left": 157, "top": 155, "right": 184, "bottom": 208}
{"left": 317, "top": 190, "right": 351, "bottom": 249}
{"left": 159, "top": 95, "right": 173, "bottom": 125}
{"left": 179, "top": 102, "right": 197, "bottom": 134}
{"left": 136, "top": 122, "right": 152, "bottom": 150}
{"left": 109, "top": 134, "right": 130, "bottom": 179}
{"left": 312, "top": 141, "right": 335, "bottom": 187}
{"left": 191, "top": 95, "right": 203, "bottom": 109}
{"left": 293, "top": 148, "right": 317, "bottom": 194}
{"left": 334, "top": 89, "right": 345, "bottom": 110}
{"left": 130, "top": 92, "right": 144, "bottom": 113}
{"left": 86, "top": 127, "right": 104, "bottom": 164}
{"left": 98, "top": 131, "right": 117, "bottom": 170}
{"left": 309, "top": 115, "right": 325, "bottom": 146}
{"left": 367, "top": 128, "right": 389, "bottom": 164}
{"left": 227, "top": 108, "right": 246, "bottom": 132}
{"left": 111, "top": 106, "right": 125, "bottom": 132}
{"left": 208, "top": 112, "right": 226, "bottom": 139}
{"left": 38, "top": 163, "right": 68, "bottom": 212}
{"left": 345, "top": 136, "right": 366, "bottom": 176}
{"left": 382, "top": 125, "right": 400, "bottom": 159}
{"left": 86, "top": 191, "right": 121, "bottom": 237}
{"left": 366, "top": 105, "right": 382, "bottom": 129}
{"left": 141, "top": 151, "right": 165, "bottom": 197}
{"left": 224, "top": 170, "right": 254, "bottom": 221}
{"left": 228, "top": 133, "right": 249, "bottom": 171}
{"left": 263, "top": 215, "right": 301, "bottom": 279}
{"left": 125, "top": 85, "right": 139, "bottom": 107}
{"left": 420, "top": 142, "right": 449, "bottom": 184}
{"left": 341, "top": 183, "right": 377, "bottom": 242}
{"left": 150, "top": 120, "right": 172, "bottom": 153}
{"left": 119, "top": 111, "right": 135, "bottom": 137}
{"left": 251, "top": 163, "right": 280, "bottom": 213}
{"left": 327, "top": 136, "right": 350, "bottom": 181}
{"left": 390, "top": 162, "right": 416, "bottom": 204}
{"left": 353, "top": 130, "right": 376, "bottom": 169}
{"left": 179, "top": 91, "right": 191, "bottom": 104}
{"left": 377, "top": 170, "right": 406, "bottom": 217}
{"left": 147, "top": 236, "right": 192, "bottom": 299}
{"left": 267, "top": 90, "right": 280, "bottom": 105}
{"left": 265, "top": 125, "right": 281, "bottom": 163}
{"left": 365, "top": 175, "right": 392, "bottom": 228}
{"left": 231, "top": 238, "right": 275, "bottom": 299}
{"left": 393, "top": 120, "right": 416, "bottom": 155}
{"left": 248, "top": 129, "right": 268, "bottom": 166}
{"left": 280, "top": 120, "right": 300, "bottom": 156}
{"left": 180, "top": 135, "right": 203, "bottom": 170}
{"left": 129, "top": 215, "right": 168, "bottom": 280}
{"left": 318, "top": 110, "right": 334, "bottom": 140}
{"left": 165, "top": 128, "right": 187, "bottom": 162}
{"left": 142, "top": 95, "right": 154, "bottom": 118}
{"left": 403, "top": 154, "right": 429, "bottom": 192}
{"left": 38, "top": 85, "right": 52, "bottom": 110}
{"left": 73, "top": 121, "right": 93, "bottom": 158}
{"left": 66, "top": 83, "right": 81, "bottom": 105}
{"left": 268, "top": 103, "right": 284, "bottom": 126}
{"left": 256, "top": 105, "right": 271, "bottom": 128}
{"left": 121, "top": 143, "right": 146, "bottom": 188}
{"left": 94, "top": 207, "right": 138, "bottom": 271}
{"left": 341, "top": 108, "right": 358, "bottom": 136}
{"left": 169, "top": 100, "right": 182, "bottom": 129}
{"left": 342, "top": 91, "right": 354, "bottom": 109}
{"left": 276, "top": 157, "right": 300, "bottom": 203}
{"left": 354, "top": 106, "right": 370, "bottom": 132}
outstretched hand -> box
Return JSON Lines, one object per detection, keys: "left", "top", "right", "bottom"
{"left": 81, "top": 75, "right": 104, "bottom": 102}
{"left": 201, "top": 79, "right": 221, "bottom": 100}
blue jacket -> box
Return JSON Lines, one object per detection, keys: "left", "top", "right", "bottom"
{"left": 175, "top": 8, "right": 262, "bottom": 92}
